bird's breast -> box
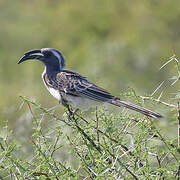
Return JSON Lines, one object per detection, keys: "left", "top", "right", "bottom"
{"left": 42, "top": 71, "right": 61, "bottom": 101}
{"left": 47, "top": 86, "right": 61, "bottom": 100}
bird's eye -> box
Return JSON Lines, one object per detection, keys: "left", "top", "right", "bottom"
{"left": 44, "top": 51, "right": 51, "bottom": 57}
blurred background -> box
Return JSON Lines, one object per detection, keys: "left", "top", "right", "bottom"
{"left": 0, "top": 0, "right": 180, "bottom": 139}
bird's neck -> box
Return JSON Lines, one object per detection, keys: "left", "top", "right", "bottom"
{"left": 45, "top": 65, "right": 62, "bottom": 74}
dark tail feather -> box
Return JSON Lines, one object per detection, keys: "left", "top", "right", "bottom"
{"left": 111, "top": 98, "right": 163, "bottom": 119}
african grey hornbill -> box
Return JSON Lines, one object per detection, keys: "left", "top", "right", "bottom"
{"left": 18, "top": 48, "right": 163, "bottom": 119}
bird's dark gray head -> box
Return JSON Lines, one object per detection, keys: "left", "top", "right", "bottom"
{"left": 18, "top": 48, "right": 65, "bottom": 71}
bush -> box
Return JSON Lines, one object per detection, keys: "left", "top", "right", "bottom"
{"left": 0, "top": 93, "right": 179, "bottom": 179}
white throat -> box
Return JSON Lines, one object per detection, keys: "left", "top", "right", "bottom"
{"left": 42, "top": 69, "right": 61, "bottom": 101}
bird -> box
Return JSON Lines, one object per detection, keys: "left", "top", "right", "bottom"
{"left": 18, "top": 48, "right": 163, "bottom": 119}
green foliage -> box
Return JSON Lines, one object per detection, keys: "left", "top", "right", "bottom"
{"left": 0, "top": 95, "right": 179, "bottom": 179}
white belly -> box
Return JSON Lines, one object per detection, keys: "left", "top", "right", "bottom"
{"left": 48, "top": 87, "right": 61, "bottom": 100}
{"left": 42, "top": 71, "right": 61, "bottom": 101}
{"left": 62, "top": 92, "right": 99, "bottom": 110}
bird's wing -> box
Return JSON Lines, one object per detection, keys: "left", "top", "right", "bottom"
{"left": 56, "top": 70, "right": 114, "bottom": 102}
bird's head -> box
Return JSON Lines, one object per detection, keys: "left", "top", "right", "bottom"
{"left": 18, "top": 48, "right": 65, "bottom": 70}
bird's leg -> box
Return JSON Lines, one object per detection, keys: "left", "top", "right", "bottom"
{"left": 59, "top": 98, "right": 73, "bottom": 119}
{"left": 64, "top": 103, "right": 76, "bottom": 120}
{"left": 68, "top": 108, "right": 79, "bottom": 120}
{"left": 67, "top": 105, "right": 73, "bottom": 116}
{"left": 73, "top": 108, "right": 79, "bottom": 114}
{"left": 60, "top": 97, "right": 79, "bottom": 120}
{"left": 67, "top": 107, "right": 80, "bottom": 121}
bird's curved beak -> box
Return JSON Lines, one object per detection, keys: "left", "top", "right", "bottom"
{"left": 18, "top": 49, "right": 43, "bottom": 64}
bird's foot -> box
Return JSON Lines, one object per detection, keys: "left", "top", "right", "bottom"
{"left": 66, "top": 105, "right": 78, "bottom": 120}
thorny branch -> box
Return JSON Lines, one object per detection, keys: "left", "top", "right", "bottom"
{"left": 66, "top": 107, "right": 102, "bottom": 153}
{"left": 140, "top": 96, "right": 178, "bottom": 109}
{"left": 19, "top": 95, "right": 180, "bottom": 179}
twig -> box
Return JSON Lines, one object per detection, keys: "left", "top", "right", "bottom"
{"left": 159, "top": 55, "right": 178, "bottom": 70}
{"left": 74, "top": 112, "right": 89, "bottom": 124}
{"left": 32, "top": 172, "right": 48, "bottom": 177}
{"left": 67, "top": 136, "right": 95, "bottom": 179}
{"left": 175, "top": 103, "right": 180, "bottom": 180}
{"left": 151, "top": 81, "right": 165, "bottom": 97}
{"left": 178, "top": 102, "right": 180, "bottom": 151}
{"left": 75, "top": 122, "right": 101, "bottom": 153}
{"left": 101, "top": 144, "right": 138, "bottom": 180}
{"left": 30, "top": 139, "right": 59, "bottom": 180}
{"left": 140, "top": 96, "right": 178, "bottom": 109}
{"left": 26, "top": 101, "right": 33, "bottom": 115}
{"left": 95, "top": 107, "right": 100, "bottom": 144}
{"left": 74, "top": 110, "right": 134, "bottom": 155}
{"left": 19, "top": 96, "right": 72, "bottom": 127}
{"left": 66, "top": 108, "right": 102, "bottom": 154}
{"left": 175, "top": 164, "right": 180, "bottom": 180}
{"left": 149, "top": 119, "right": 178, "bottom": 162}
{"left": 0, "top": 142, "right": 5, "bottom": 151}
{"left": 50, "top": 131, "right": 61, "bottom": 157}
{"left": 156, "top": 155, "right": 163, "bottom": 178}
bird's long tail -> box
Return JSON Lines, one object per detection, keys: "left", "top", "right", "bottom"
{"left": 111, "top": 98, "right": 163, "bottom": 119}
